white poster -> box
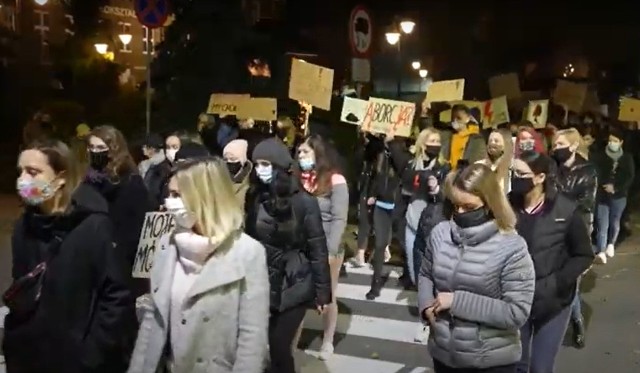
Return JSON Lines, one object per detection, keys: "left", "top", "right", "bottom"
{"left": 132, "top": 212, "right": 176, "bottom": 279}
{"left": 526, "top": 100, "right": 549, "bottom": 129}
{"left": 361, "top": 97, "right": 416, "bottom": 137}
{"left": 482, "top": 96, "right": 510, "bottom": 128}
{"left": 340, "top": 97, "right": 368, "bottom": 125}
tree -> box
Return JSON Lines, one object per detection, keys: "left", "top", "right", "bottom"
{"left": 152, "top": 0, "right": 252, "bottom": 131}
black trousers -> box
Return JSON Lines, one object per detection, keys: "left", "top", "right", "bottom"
{"left": 267, "top": 305, "right": 307, "bottom": 373}
{"left": 357, "top": 197, "right": 372, "bottom": 249}
{"left": 370, "top": 206, "right": 394, "bottom": 290}
{"left": 434, "top": 359, "right": 516, "bottom": 373}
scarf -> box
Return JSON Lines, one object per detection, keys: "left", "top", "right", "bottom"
{"left": 300, "top": 170, "right": 317, "bottom": 194}
{"left": 173, "top": 231, "right": 220, "bottom": 273}
{"left": 606, "top": 146, "right": 623, "bottom": 162}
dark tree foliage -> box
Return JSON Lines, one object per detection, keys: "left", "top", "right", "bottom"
{"left": 152, "top": 0, "right": 252, "bottom": 131}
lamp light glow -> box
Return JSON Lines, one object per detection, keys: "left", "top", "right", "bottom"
{"left": 94, "top": 43, "right": 108, "bottom": 55}
{"left": 419, "top": 69, "right": 428, "bottom": 78}
{"left": 34, "top": 0, "right": 49, "bottom": 5}
{"left": 400, "top": 20, "right": 415, "bottom": 34}
{"left": 385, "top": 32, "right": 401, "bottom": 45}
{"left": 411, "top": 61, "right": 421, "bottom": 70}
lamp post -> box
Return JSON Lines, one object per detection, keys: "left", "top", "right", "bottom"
{"left": 385, "top": 19, "right": 415, "bottom": 98}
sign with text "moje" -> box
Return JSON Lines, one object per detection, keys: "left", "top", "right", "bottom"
{"left": 132, "top": 212, "right": 175, "bottom": 279}
{"left": 361, "top": 97, "right": 416, "bottom": 138}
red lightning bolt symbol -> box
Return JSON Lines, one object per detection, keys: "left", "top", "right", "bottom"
{"left": 483, "top": 101, "right": 493, "bottom": 123}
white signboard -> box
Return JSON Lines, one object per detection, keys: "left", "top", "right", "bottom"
{"left": 349, "top": 5, "right": 372, "bottom": 57}
{"left": 132, "top": 212, "right": 175, "bottom": 279}
{"left": 482, "top": 96, "right": 510, "bottom": 128}
{"left": 361, "top": 97, "right": 416, "bottom": 137}
{"left": 340, "top": 97, "right": 368, "bottom": 125}
{"left": 351, "top": 58, "right": 371, "bottom": 83}
{"left": 527, "top": 100, "right": 549, "bottom": 129}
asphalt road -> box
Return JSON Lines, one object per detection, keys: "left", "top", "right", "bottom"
{"left": 0, "top": 194, "right": 639, "bottom": 372}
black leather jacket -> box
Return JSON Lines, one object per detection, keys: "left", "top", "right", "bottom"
{"left": 555, "top": 154, "right": 598, "bottom": 217}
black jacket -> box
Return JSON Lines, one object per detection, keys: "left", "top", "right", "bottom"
{"left": 412, "top": 192, "right": 446, "bottom": 277}
{"left": 593, "top": 151, "right": 635, "bottom": 201}
{"left": 144, "top": 159, "right": 172, "bottom": 209}
{"left": 368, "top": 146, "right": 401, "bottom": 204}
{"left": 388, "top": 140, "right": 451, "bottom": 199}
{"left": 245, "top": 176, "right": 332, "bottom": 313}
{"left": 511, "top": 192, "right": 594, "bottom": 327}
{"left": 555, "top": 154, "right": 598, "bottom": 217}
{"left": 3, "top": 184, "right": 136, "bottom": 373}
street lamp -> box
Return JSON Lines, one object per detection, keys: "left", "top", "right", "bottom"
{"left": 94, "top": 43, "right": 108, "bottom": 55}
{"left": 419, "top": 69, "right": 428, "bottom": 78}
{"left": 118, "top": 34, "right": 132, "bottom": 47}
{"left": 400, "top": 20, "right": 416, "bottom": 34}
{"left": 386, "top": 19, "right": 415, "bottom": 98}
{"left": 34, "top": 0, "right": 49, "bottom": 5}
{"left": 385, "top": 32, "right": 400, "bottom": 46}
{"left": 411, "top": 61, "right": 421, "bottom": 70}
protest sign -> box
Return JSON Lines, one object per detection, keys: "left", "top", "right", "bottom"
{"left": 618, "top": 97, "right": 640, "bottom": 122}
{"left": 488, "top": 73, "right": 521, "bottom": 100}
{"left": 553, "top": 80, "right": 587, "bottom": 113}
{"left": 288, "top": 58, "right": 334, "bottom": 110}
{"left": 132, "top": 212, "right": 175, "bottom": 278}
{"left": 482, "top": 96, "right": 510, "bottom": 128}
{"left": 340, "top": 97, "right": 369, "bottom": 125}
{"left": 206, "top": 94, "right": 249, "bottom": 116}
{"left": 526, "top": 100, "right": 549, "bottom": 128}
{"left": 361, "top": 97, "right": 415, "bottom": 137}
{"left": 235, "top": 97, "right": 277, "bottom": 121}
{"left": 424, "top": 79, "right": 465, "bottom": 105}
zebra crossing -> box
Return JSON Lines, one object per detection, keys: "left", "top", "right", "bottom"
{"left": 0, "top": 305, "right": 6, "bottom": 373}
{"left": 296, "top": 264, "right": 433, "bottom": 372}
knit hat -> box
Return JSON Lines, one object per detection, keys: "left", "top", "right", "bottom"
{"left": 223, "top": 139, "right": 248, "bottom": 164}
{"left": 252, "top": 137, "right": 293, "bottom": 169}
{"left": 175, "top": 142, "right": 210, "bottom": 162}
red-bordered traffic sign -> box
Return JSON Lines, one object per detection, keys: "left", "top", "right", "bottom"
{"left": 134, "top": 0, "right": 170, "bottom": 29}
{"left": 348, "top": 5, "right": 373, "bottom": 57}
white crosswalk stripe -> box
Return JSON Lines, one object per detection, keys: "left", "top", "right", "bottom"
{"left": 297, "top": 265, "right": 433, "bottom": 372}
{"left": 0, "top": 305, "right": 6, "bottom": 372}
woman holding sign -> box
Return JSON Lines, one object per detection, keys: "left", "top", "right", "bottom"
{"left": 128, "top": 157, "right": 270, "bottom": 373}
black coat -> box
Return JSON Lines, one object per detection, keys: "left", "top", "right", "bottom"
{"left": 592, "top": 151, "right": 635, "bottom": 201}
{"left": 3, "top": 184, "right": 136, "bottom": 373}
{"left": 511, "top": 192, "right": 594, "bottom": 327}
{"left": 144, "top": 159, "right": 172, "bottom": 209}
{"left": 555, "top": 154, "right": 598, "bottom": 216}
{"left": 245, "top": 176, "right": 332, "bottom": 313}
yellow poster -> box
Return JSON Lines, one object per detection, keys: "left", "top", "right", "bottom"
{"left": 424, "top": 79, "right": 465, "bottom": 105}
{"left": 235, "top": 97, "right": 277, "bottom": 121}
{"left": 288, "top": 59, "right": 334, "bottom": 111}
{"left": 206, "top": 94, "right": 250, "bottom": 116}
{"left": 482, "top": 96, "right": 510, "bottom": 128}
{"left": 618, "top": 97, "right": 640, "bottom": 122}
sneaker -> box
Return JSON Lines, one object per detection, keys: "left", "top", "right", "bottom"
{"left": 605, "top": 244, "right": 615, "bottom": 258}
{"left": 348, "top": 257, "right": 366, "bottom": 268}
{"left": 596, "top": 252, "right": 607, "bottom": 264}
{"left": 318, "top": 342, "right": 334, "bottom": 361}
{"left": 414, "top": 325, "right": 430, "bottom": 344}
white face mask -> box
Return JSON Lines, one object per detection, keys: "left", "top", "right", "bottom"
{"left": 166, "top": 149, "right": 178, "bottom": 163}
{"left": 165, "top": 197, "right": 196, "bottom": 229}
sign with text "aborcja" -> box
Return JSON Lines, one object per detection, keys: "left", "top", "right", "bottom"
{"left": 132, "top": 212, "right": 175, "bottom": 279}
{"left": 361, "top": 97, "right": 416, "bottom": 138}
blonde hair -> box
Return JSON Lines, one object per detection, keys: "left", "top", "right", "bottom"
{"left": 554, "top": 128, "right": 588, "bottom": 160}
{"left": 445, "top": 163, "right": 517, "bottom": 232}
{"left": 173, "top": 157, "right": 243, "bottom": 241}
{"left": 413, "top": 128, "right": 440, "bottom": 164}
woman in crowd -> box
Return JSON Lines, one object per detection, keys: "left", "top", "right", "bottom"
{"left": 295, "top": 134, "right": 349, "bottom": 360}
{"left": 365, "top": 134, "right": 401, "bottom": 300}
{"left": 476, "top": 129, "right": 513, "bottom": 193}
{"left": 593, "top": 126, "right": 635, "bottom": 264}
{"left": 418, "top": 163, "right": 535, "bottom": 373}
{"left": 514, "top": 126, "right": 546, "bottom": 156}
{"left": 551, "top": 128, "right": 597, "bottom": 348}
{"left": 85, "top": 125, "right": 151, "bottom": 270}
{"left": 145, "top": 131, "right": 192, "bottom": 209}
{"left": 510, "top": 151, "right": 594, "bottom": 373}
{"left": 3, "top": 139, "right": 135, "bottom": 372}
{"left": 223, "top": 139, "right": 253, "bottom": 210}
{"left": 245, "top": 137, "right": 331, "bottom": 373}
{"left": 128, "top": 157, "right": 269, "bottom": 373}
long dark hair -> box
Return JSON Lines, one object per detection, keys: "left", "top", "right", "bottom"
{"left": 89, "top": 125, "right": 137, "bottom": 181}
{"left": 295, "top": 134, "right": 343, "bottom": 196}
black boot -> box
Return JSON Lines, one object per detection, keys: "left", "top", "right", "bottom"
{"left": 339, "top": 263, "right": 348, "bottom": 278}
{"left": 573, "top": 316, "right": 586, "bottom": 349}
{"left": 366, "top": 278, "right": 383, "bottom": 300}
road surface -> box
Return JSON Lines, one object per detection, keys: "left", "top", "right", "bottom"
{"left": 1, "top": 194, "right": 639, "bottom": 372}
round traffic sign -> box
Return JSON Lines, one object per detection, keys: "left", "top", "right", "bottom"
{"left": 134, "top": 0, "right": 170, "bottom": 29}
{"left": 348, "top": 5, "right": 372, "bottom": 57}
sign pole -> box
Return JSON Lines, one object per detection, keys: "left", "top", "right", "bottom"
{"left": 145, "top": 48, "right": 152, "bottom": 134}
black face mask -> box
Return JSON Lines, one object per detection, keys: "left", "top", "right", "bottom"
{"left": 89, "top": 150, "right": 109, "bottom": 171}
{"left": 552, "top": 147, "right": 573, "bottom": 164}
{"left": 425, "top": 145, "right": 441, "bottom": 159}
{"left": 510, "top": 177, "right": 535, "bottom": 195}
{"left": 226, "top": 161, "right": 242, "bottom": 177}
{"left": 452, "top": 207, "right": 492, "bottom": 228}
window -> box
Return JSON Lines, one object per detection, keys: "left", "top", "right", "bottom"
{"left": 34, "top": 10, "right": 50, "bottom": 63}
{"left": 119, "top": 22, "right": 131, "bottom": 52}
{"left": 142, "top": 26, "right": 154, "bottom": 54}
{"left": 65, "top": 14, "right": 74, "bottom": 37}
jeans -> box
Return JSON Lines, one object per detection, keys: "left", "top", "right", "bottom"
{"left": 596, "top": 197, "right": 627, "bottom": 252}
{"left": 267, "top": 306, "right": 307, "bottom": 373}
{"left": 405, "top": 225, "right": 418, "bottom": 285}
{"left": 517, "top": 306, "right": 571, "bottom": 373}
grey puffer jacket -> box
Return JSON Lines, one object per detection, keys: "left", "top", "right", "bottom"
{"left": 418, "top": 220, "right": 535, "bottom": 369}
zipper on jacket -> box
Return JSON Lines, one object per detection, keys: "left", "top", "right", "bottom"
{"left": 447, "top": 242, "right": 465, "bottom": 364}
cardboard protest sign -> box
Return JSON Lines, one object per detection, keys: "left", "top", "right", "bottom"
{"left": 424, "top": 79, "right": 465, "bottom": 105}
{"left": 618, "top": 97, "right": 640, "bottom": 122}
{"left": 553, "top": 80, "right": 587, "bottom": 113}
{"left": 132, "top": 212, "right": 175, "bottom": 279}
{"left": 235, "top": 97, "right": 277, "bottom": 121}
{"left": 288, "top": 58, "right": 334, "bottom": 110}
{"left": 482, "top": 96, "right": 510, "bottom": 128}
{"left": 526, "top": 100, "right": 549, "bottom": 129}
{"left": 361, "top": 97, "right": 416, "bottom": 137}
{"left": 439, "top": 101, "right": 483, "bottom": 122}
{"left": 206, "top": 94, "right": 250, "bottom": 116}
{"left": 488, "top": 73, "right": 521, "bottom": 100}
{"left": 582, "top": 89, "right": 600, "bottom": 113}
{"left": 340, "top": 97, "right": 368, "bottom": 125}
